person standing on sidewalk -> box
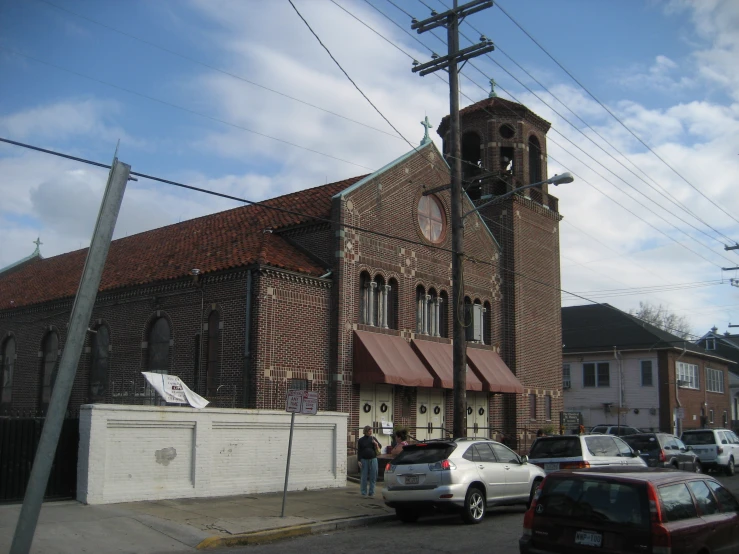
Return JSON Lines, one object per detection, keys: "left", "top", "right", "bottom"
{"left": 357, "top": 425, "right": 381, "bottom": 497}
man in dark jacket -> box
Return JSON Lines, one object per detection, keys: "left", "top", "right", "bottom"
{"left": 357, "top": 425, "right": 381, "bottom": 497}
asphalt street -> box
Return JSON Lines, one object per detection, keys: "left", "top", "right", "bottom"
{"left": 192, "top": 472, "right": 739, "bottom": 554}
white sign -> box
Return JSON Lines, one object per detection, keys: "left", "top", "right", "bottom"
{"left": 141, "top": 372, "right": 209, "bottom": 409}
{"left": 676, "top": 407, "right": 685, "bottom": 420}
{"left": 301, "top": 391, "right": 318, "bottom": 415}
{"left": 381, "top": 420, "right": 394, "bottom": 435}
{"left": 286, "top": 390, "right": 303, "bottom": 413}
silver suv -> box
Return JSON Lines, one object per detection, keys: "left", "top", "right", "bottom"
{"left": 528, "top": 434, "right": 647, "bottom": 474}
{"left": 681, "top": 428, "right": 739, "bottom": 476}
{"left": 381, "top": 438, "right": 545, "bottom": 524}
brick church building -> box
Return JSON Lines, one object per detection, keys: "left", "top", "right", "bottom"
{"left": 0, "top": 95, "right": 563, "bottom": 452}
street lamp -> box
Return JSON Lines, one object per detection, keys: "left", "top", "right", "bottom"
{"left": 450, "top": 171, "right": 575, "bottom": 439}
{"left": 463, "top": 172, "right": 574, "bottom": 218}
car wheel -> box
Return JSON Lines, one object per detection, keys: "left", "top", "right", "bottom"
{"left": 725, "top": 458, "right": 735, "bottom": 477}
{"left": 527, "top": 479, "right": 542, "bottom": 509}
{"left": 395, "top": 506, "right": 419, "bottom": 523}
{"left": 461, "top": 486, "right": 486, "bottom": 524}
{"left": 694, "top": 460, "right": 702, "bottom": 473}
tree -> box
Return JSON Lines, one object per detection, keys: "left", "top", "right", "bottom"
{"left": 629, "top": 301, "right": 693, "bottom": 339}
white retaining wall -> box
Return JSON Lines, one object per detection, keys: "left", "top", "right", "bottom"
{"left": 77, "top": 404, "right": 348, "bottom": 505}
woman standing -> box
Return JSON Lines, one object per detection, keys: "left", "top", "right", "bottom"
{"left": 357, "top": 425, "right": 382, "bottom": 497}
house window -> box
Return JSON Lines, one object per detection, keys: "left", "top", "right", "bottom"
{"left": 148, "top": 317, "right": 171, "bottom": 374}
{"left": 359, "top": 272, "right": 372, "bottom": 325}
{"left": 1, "top": 336, "right": 15, "bottom": 409}
{"left": 562, "top": 364, "right": 571, "bottom": 389}
{"left": 89, "top": 325, "right": 110, "bottom": 402}
{"left": 439, "top": 291, "right": 449, "bottom": 338}
{"left": 289, "top": 379, "right": 308, "bottom": 391}
{"left": 529, "top": 394, "right": 537, "bottom": 420}
{"left": 206, "top": 311, "right": 221, "bottom": 397}
{"left": 387, "top": 278, "right": 399, "bottom": 330}
{"left": 583, "top": 362, "right": 610, "bottom": 387}
{"left": 706, "top": 368, "right": 724, "bottom": 393}
{"left": 709, "top": 409, "right": 714, "bottom": 424}
{"left": 418, "top": 195, "right": 445, "bottom": 243}
{"left": 416, "top": 285, "right": 428, "bottom": 334}
{"left": 641, "top": 360, "right": 653, "bottom": 387}
{"left": 706, "top": 338, "right": 716, "bottom": 351}
{"left": 677, "top": 362, "right": 699, "bottom": 390}
{"left": 39, "top": 330, "right": 60, "bottom": 411}
{"left": 545, "top": 395, "right": 552, "bottom": 421}
{"left": 428, "top": 289, "right": 439, "bottom": 337}
{"left": 723, "top": 411, "right": 729, "bottom": 427}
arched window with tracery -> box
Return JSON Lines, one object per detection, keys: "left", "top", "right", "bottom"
{"left": 373, "top": 275, "right": 386, "bottom": 328}
{"left": 428, "top": 289, "right": 440, "bottom": 337}
{"left": 90, "top": 325, "right": 110, "bottom": 402}
{"left": 359, "top": 271, "right": 372, "bottom": 325}
{"left": 416, "top": 285, "right": 428, "bottom": 334}
{"left": 148, "top": 317, "right": 171, "bottom": 374}
{"left": 207, "top": 310, "right": 221, "bottom": 397}
{"left": 387, "top": 278, "right": 399, "bottom": 330}
{"left": 39, "top": 330, "right": 59, "bottom": 411}
{"left": 439, "top": 291, "right": 449, "bottom": 338}
{"left": 1, "top": 336, "right": 15, "bottom": 410}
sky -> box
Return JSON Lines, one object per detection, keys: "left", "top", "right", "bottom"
{"left": 1, "top": 0, "right": 738, "bottom": 339}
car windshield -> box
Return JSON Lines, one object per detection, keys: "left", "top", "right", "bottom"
{"left": 623, "top": 435, "right": 660, "bottom": 452}
{"left": 682, "top": 431, "right": 717, "bottom": 446}
{"left": 392, "top": 444, "right": 456, "bottom": 464}
{"left": 538, "top": 477, "right": 649, "bottom": 528}
{"left": 529, "top": 437, "right": 582, "bottom": 459}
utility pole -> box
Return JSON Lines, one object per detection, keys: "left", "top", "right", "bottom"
{"left": 11, "top": 158, "right": 130, "bottom": 554}
{"left": 411, "top": 0, "right": 494, "bottom": 438}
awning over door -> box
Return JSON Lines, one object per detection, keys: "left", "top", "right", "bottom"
{"left": 353, "top": 331, "right": 435, "bottom": 387}
{"left": 411, "top": 339, "right": 483, "bottom": 391}
{"left": 466, "top": 348, "right": 524, "bottom": 394}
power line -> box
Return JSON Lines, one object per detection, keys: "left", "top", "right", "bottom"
{"left": 33, "top": 0, "right": 402, "bottom": 141}
{"left": 494, "top": 0, "right": 739, "bottom": 227}
{"left": 0, "top": 46, "right": 375, "bottom": 172}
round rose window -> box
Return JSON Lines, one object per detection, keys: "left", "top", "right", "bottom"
{"left": 418, "top": 195, "right": 445, "bottom": 243}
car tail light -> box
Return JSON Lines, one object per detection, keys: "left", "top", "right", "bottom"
{"left": 522, "top": 480, "right": 544, "bottom": 537}
{"left": 560, "top": 461, "right": 590, "bottom": 470}
{"left": 429, "top": 459, "right": 456, "bottom": 471}
{"left": 385, "top": 463, "right": 394, "bottom": 474}
{"left": 659, "top": 450, "right": 666, "bottom": 463}
{"left": 718, "top": 446, "right": 724, "bottom": 455}
{"left": 647, "top": 483, "right": 671, "bottom": 554}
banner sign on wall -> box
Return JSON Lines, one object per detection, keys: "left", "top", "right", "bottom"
{"left": 141, "top": 372, "right": 209, "bottom": 409}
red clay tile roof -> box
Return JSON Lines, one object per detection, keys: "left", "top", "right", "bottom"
{"left": 437, "top": 97, "right": 551, "bottom": 136}
{"left": 0, "top": 175, "right": 365, "bottom": 310}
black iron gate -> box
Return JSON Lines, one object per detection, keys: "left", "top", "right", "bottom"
{"left": 0, "top": 414, "right": 79, "bottom": 503}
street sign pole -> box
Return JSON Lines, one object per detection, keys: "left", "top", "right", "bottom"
{"left": 281, "top": 411, "right": 296, "bottom": 518}
{"left": 281, "top": 390, "right": 318, "bottom": 517}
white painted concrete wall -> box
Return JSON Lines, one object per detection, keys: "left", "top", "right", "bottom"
{"left": 77, "top": 404, "right": 348, "bottom": 505}
{"left": 563, "top": 353, "right": 661, "bottom": 430}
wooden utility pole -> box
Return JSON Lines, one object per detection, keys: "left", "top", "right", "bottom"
{"left": 411, "top": 0, "right": 494, "bottom": 438}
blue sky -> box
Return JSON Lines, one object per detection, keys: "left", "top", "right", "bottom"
{"left": 1, "top": 0, "right": 738, "bottom": 336}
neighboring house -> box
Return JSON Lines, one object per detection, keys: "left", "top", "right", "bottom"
{"left": 562, "top": 304, "right": 732, "bottom": 436}
{"left": 696, "top": 328, "right": 739, "bottom": 428}
{"left": 0, "top": 94, "right": 564, "bottom": 453}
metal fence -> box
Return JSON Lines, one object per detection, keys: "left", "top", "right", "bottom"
{"left": 0, "top": 412, "right": 79, "bottom": 503}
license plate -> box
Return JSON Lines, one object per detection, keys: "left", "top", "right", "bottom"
{"left": 404, "top": 475, "right": 419, "bottom": 485}
{"left": 575, "top": 530, "right": 602, "bottom": 547}
{"left": 544, "top": 463, "right": 559, "bottom": 471}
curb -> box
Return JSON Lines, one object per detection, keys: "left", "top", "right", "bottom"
{"left": 195, "top": 514, "right": 396, "bottom": 549}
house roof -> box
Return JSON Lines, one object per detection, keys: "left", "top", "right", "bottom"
{"left": 562, "top": 304, "right": 731, "bottom": 364}
{"left": 0, "top": 175, "right": 364, "bottom": 310}
{"left": 696, "top": 330, "right": 739, "bottom": 372}
{"left": 437, "top": 96, "right": 552, "bottom": 136}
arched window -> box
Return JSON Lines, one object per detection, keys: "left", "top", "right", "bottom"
{"left": 206, "top": 311, "right": 221, "bottom": 397}
{"left": 148, "top": 317, "right": 171, "bottom": 374}
{"left": 428, "top": 289, "right": 440, "bottom": 337}
{"left": 1, "top": 336, "right": 15, "bottom": 410}
{"left": 373, "top": 275, "right": 386, "bottom": 328}
{"left": 462, "top": 132, "right": 482, "bottom": 200}
{"left": 439, "top": 291, "right": 449, "bottom": 338}
{"left": 90, "top": 325, "right": 110, "bottom": 402}
{"left": 387, "top": 278, "right": 399, "bottom": 330}
{"left": 39, "top": 330, "right": 59, "bottom": 411}
{"left": 416, "top": 285, "right": 428, "bottom": 334}
{"left": 359, "top": 271, "right": 372, "bottom": 325}
{"left": 483, "top": 301, "right": 492, "bottom": 346}
{"left": 528, "top": 135, "right": 542, "bottom": 184}
{"left": 418, "top": 196, "right": 445, "bottom": 243}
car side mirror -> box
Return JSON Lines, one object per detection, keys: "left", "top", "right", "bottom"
{"left": 685, "top": 445, "right": 693, "bottom": 451}
{"left": 520, "top": 455, "right": 528, "bottom": 464}
{"left": 632, "top": 450, "right": 640, "bottom": 458}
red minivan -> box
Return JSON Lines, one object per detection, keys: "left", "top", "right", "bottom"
{"left": 520, "top": 468, "right": 739, "bottom": 554}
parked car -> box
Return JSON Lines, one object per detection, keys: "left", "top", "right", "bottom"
{"left": 520, "top": 468, "right": 739, "bottom": 554}
{"left": 381, "top": 438, "right": 545, "bottom": 524}
{"left": 589, "top": 424, "right": 641, "bottom": 436}
{"left": 528, "top": 434, "right": 647, "bottom": 474}
{"left": 622, "top": 433, "right": 702, "bottom": 472}
{"left": 681, "top": 428, "right": 739, "bottom": 476}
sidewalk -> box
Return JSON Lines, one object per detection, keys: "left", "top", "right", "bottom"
{"left": 0, "top": 481, "right": 395, "bottom": 553}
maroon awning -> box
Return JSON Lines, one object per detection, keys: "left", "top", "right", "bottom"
{"left": 353, "top": 331, "right": 435, "bottom": 387}
{"left": 466, "top": 348, "right": 524, "bottom": 394}
{"left": 411, "top": 339, "right": 483, "bottom": 391}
